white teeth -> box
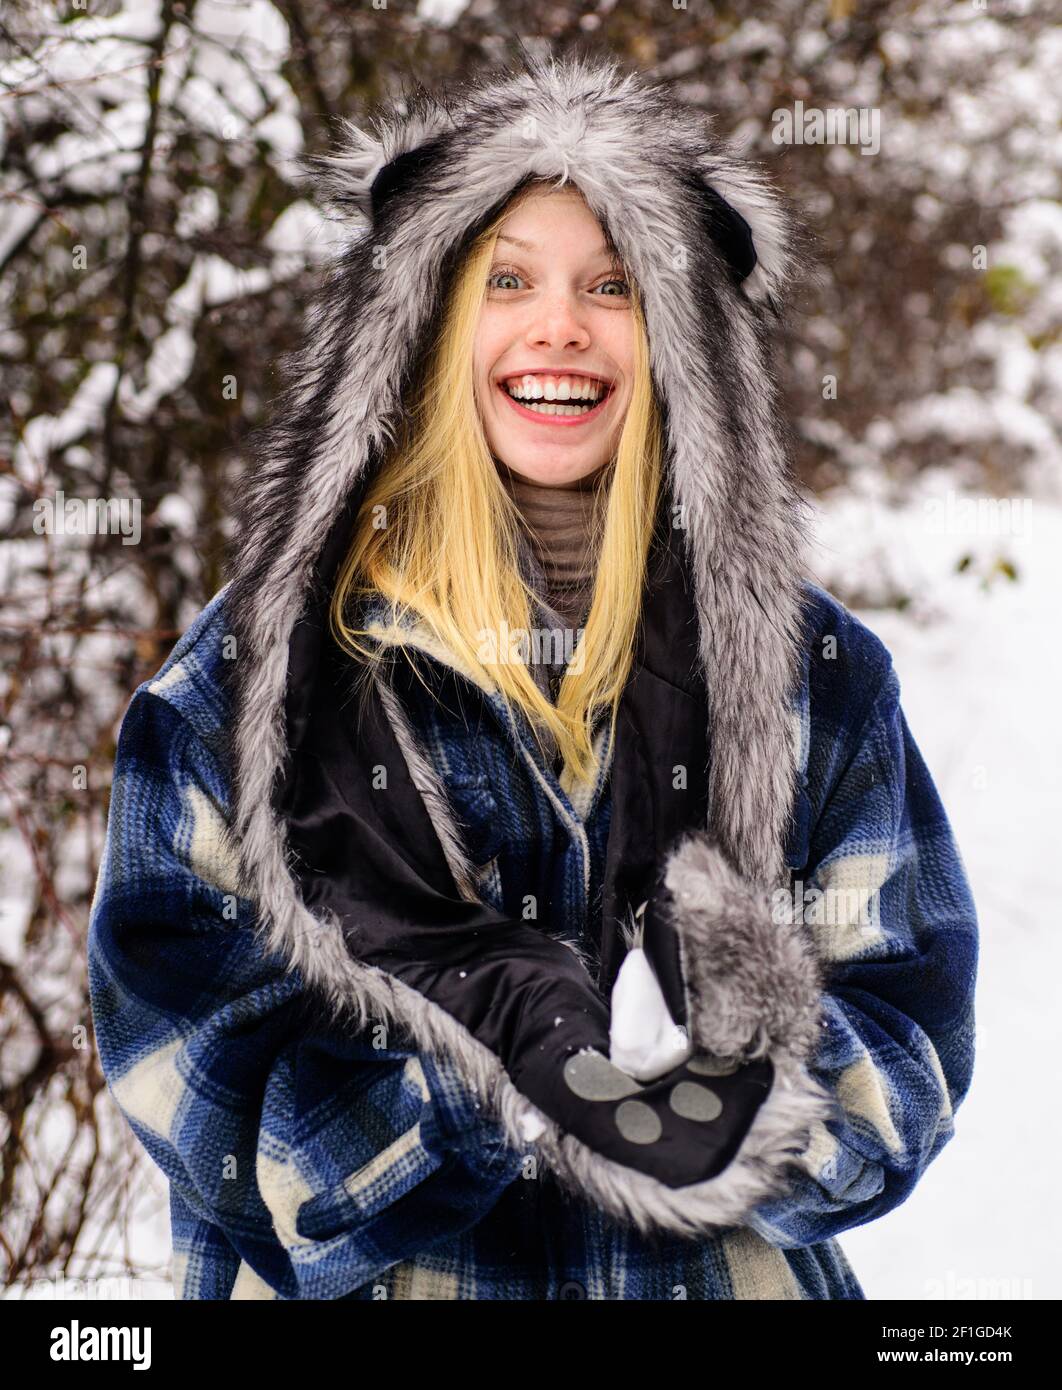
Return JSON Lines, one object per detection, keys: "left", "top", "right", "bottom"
{"left": 514, "top": 401, "right": 593, "bottom": 416}
{"left": 503, "top": 374, "right": 607, "bottom": 403}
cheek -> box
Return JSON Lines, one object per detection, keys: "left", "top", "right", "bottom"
{"left": 472, "top": 314, "right": 508, "bottom": 387}
{"left": 603, "top": 318, "right": 637, "bottom": 386}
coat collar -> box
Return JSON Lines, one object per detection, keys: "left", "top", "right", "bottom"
{"left": 353, "top": 539, "right": 614, "bottom": 818}
{"left": 355, "top": 517, "right": 570, "bottom": 705}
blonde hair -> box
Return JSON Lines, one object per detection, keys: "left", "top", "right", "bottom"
{"left": 329, "top": 178, "right": 663, "bottom": 783}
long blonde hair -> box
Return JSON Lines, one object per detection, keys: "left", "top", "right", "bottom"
{"left": 329, "top": 178, "right": 663, "bottom": 783}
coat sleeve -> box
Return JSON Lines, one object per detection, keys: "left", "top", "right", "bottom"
{"left": 87, "top": 687, "right": 528, "bottom": 1300}
{"left": 744, "top": 660, "right": 979, "bottom": 1249}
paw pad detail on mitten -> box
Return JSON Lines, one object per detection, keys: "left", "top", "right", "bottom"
{"left": 562, "top": 1047, "right": 739, "bottom": 1149}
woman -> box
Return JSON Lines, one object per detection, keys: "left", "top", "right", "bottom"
{"left": 87, "top": 54, "right": 978, "bottom": 1300}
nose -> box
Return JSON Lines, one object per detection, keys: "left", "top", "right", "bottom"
{"left": 524, "top": 290, "right": 591, "bottom": 351}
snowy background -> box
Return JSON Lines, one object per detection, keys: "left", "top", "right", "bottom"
{"left": 2, "top": 0, "right": 1059, "bottom": 1299}
{"left": 814, "top": 483, "right": 1062, "bottom": 1302}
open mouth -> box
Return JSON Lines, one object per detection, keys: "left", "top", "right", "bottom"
{"left": 496, "top": 372, "right": 615, "bottom": 426}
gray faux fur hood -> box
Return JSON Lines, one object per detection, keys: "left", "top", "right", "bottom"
{"left": 221, "top": 52, "right": 837, "bottom": 1238}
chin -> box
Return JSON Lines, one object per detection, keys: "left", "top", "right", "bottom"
{"left": 492, "top": 445, "right": 612, "bottom": 488}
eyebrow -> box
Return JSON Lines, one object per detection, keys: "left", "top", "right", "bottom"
{"left": 497, "top": 233, "right": 615, "bottom": 259}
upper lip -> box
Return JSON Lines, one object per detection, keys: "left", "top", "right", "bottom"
{"left": 498, "top": 369, "right": 614, "bottom": 388}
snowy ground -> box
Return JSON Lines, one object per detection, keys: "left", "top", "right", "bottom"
{"left": 812, "top": 480, "right": 1062, "bottom": 1301}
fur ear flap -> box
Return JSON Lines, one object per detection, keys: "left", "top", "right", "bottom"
{"left": 697, "top": 152, "right": 806, "bottom": 311}
{"left": 297, "top": 99, "right": 457, "bottom": 227}
{"left": 297, "top": 118, "right": 389, "bottom": 225}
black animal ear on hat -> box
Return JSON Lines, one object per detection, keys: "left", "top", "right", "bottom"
{"left": 294, "top": 120, "right": 389, "bottom": 224}
{"left": 368, "top": 141, "right": 446, "bottom": 223}
{"left": 695, "top": 151, "right": 801, "bottom": 309}
{"left": 697, "top": 183, "right": 759, "bottom": 284}
{"left": 298, "top": 100, "right": 455, "bottom": 226}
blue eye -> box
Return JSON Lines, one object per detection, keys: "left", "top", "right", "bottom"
{"left": 487, "top": 265, "right": 631, "bottom": 297}
{"left": 488, "top": 266, "right": 524, "bottom": 291}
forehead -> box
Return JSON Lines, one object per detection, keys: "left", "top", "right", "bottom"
{"left": 496, "top": 186, "right": 618, "bottom": 252}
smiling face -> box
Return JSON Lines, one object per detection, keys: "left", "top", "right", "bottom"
{"left": 473, "top": 186, "right": 635, "bottom": 487}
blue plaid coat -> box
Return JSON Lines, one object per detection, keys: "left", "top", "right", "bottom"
{"left": 87, "top": 579, "right": 978, "bottom": 1299}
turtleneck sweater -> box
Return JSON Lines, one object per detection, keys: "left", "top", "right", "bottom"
{"left": 496, "top": 460, "right": 610, "bottom": 633}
